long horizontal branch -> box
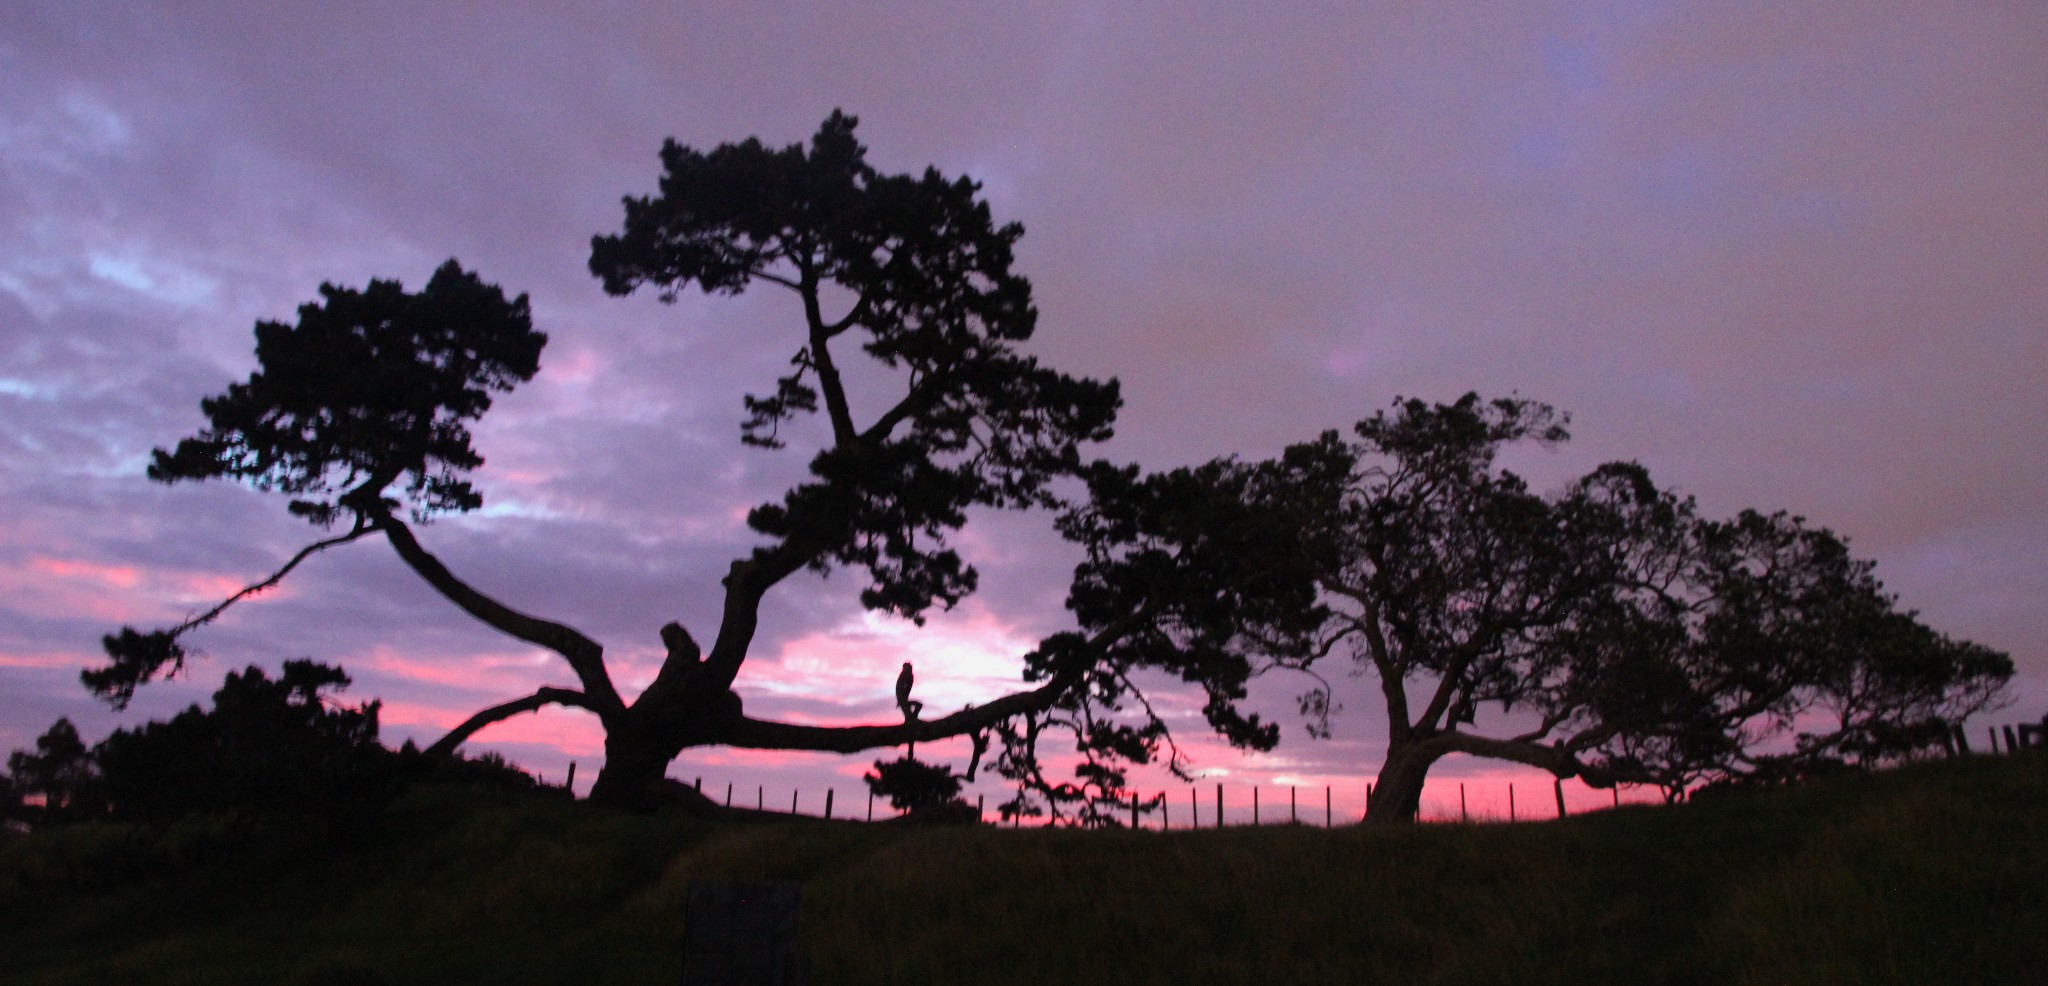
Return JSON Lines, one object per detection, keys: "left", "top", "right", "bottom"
{"left": 722, "top": 669, "right": 1081, "bottom": 753}
{"left": 372, "top": 512, "right": 625, "bottom": 716}
{"left": 424, "top": 686, "right": 596, "bottom": 758}
{"left": 1433, "top": 729, "right": 1654, "bottom": 789}
{"left": 722, "top": 604, "right": 1161, "bottom": 754}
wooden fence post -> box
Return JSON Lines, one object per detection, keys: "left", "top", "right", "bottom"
{"left": 726, "top": 782, "right": 733, "bottom": 809}
{"left": 791, "top": 789, "right": 798, "bottom": 814}
{"left": 825, "top": 788, "right": 834, "bottom": 820}
{"left": 695, "top": 777, "right": 702, "bottom": 792}
{"left": 1163, "top": 793, "right": 1170, "bottom": 831}
{"left": 1460, "top": 783, "right": 1467, "bottom": 823}
{"left": 757, "top": 785, "right": 763, "bottom": 811}
{"left": 565, "top": 762, "right": 576, "bottom": 793}
{"left": 1291, "top": 786, "right": 1298, "bottom": 824}
{"left": 1989, "top": 727, "right": 2000, "bottom": 754}
{"left": 1364, "top": 782, "right": 1373, "bottom": 823}
{"left": 1509, "top": 784, "right": 1516, "bottom": 822}
{"left": 2004, "top": 725, "right": 2020, "bottom": 754}
{"left": 1612, "top": 787, "right": 1619, "bottom": 808}
{"left": 1216, "top": 783, "right": 1224, "bottom": 829}
{"left": 1953, "top": 723, "right": 1971, "bottom": 754}
{"left": 1554, "top": 779, "right": 1567, "bottom": 818}
{"left": 867, "top": 789, "right": 874, "bottom": 822}
{"left": 1326, "top": 786, "right": 1332, "bottom": 828}
{"left": 1191, "top": 788, "right": 1198, "bottom": 829}
{"left": 1253, "top": 787, "right": 1260, "bottom": 826}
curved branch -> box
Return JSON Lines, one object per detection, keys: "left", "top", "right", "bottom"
{"left": 372, "top": 512, "right": 625, "bottom": 716}
{"left": 425, "top": 686, "right": 596, "bottom": 758}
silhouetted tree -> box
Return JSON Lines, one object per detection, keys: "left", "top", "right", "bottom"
{"left": 4, "top": 718, "right": 105, "bottom": 826}
{"left": 1220, "top": 395, "right": 2012, "bottom": 822}
{"left": 90, "top": 113, "right": 1298, "bottom": 814}
{"left": 863, "top": 755, "right": 964, "bottom": 813}
{"left": 93, "top": 660, "right": 393, "bottom": 824}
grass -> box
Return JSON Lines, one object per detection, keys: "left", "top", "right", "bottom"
{"left": 2, "top": 753, "right": 2042, "bottom": 984}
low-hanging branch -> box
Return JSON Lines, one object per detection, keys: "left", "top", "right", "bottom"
{"left": 425, "top": 686, "right": 598, "bottom": 758}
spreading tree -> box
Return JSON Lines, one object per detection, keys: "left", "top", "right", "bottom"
{"left": 91, "top": 113, "right": 1300, "bottom": 817}
{"left": 1236, "top": 395, "right": 2012, "bottom": 822}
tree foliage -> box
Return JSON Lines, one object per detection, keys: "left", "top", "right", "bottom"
{"left": 87, "top": 113, "right": 1296, "bottom": 815}
{"left": 862, "top": 755, "right": 965, "bottom": 813}
{"left": 94, "top": 661, "right": 396, "bottom": 825}
{"left": 1227, "top": 394, "right": 2012, "bottom": 820}
{"left": 4, "top": 662, "right": 401, "bottom": 830}
{"left": 4, "top": 718, "right": 105, "bottom": 827}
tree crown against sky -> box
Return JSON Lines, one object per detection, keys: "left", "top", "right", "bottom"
{"left": 1227, "top": 394, "right": 2013, "bottom": 821}
{"left": 84, "top": 112, "right": 1314, "bottom": 819}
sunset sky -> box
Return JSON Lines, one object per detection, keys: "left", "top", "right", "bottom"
{"left": 4, "top": 2, "right": 2043, "bottom": 822}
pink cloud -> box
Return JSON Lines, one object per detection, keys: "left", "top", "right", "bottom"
{"left": 361, "top": 645, "right": 568, "bottom": 694}
{"left": 742, "top": 604, "right": 1041, "bottom": 717}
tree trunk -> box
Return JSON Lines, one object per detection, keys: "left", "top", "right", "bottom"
{"left": 587, "top": 728, "right": 679, "bottom": 810}
{"left": 1365, "top": 744, "right": 1442, "bottom": 824}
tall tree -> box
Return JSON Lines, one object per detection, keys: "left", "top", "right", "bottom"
{"left": 90, "top": 113, "right": 1292, "bottom": 814}
{"left": 1252, "top": 395, "right": 2012, "bottom": 822}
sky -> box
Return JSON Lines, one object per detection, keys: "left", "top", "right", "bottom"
{"left": 3, "top": 2, "right": 2043, "bottom": 823}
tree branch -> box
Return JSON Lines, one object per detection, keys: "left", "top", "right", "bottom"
{"left": 170, "top": 521, "right": 377, "bottom": 637}
{"left": 424, "top": 686, "right": 596, "bottom": 758}
{"left": 797, "top": 262, "right": 858, "bottom": 446}
{"left": 371, "top": 511, "right": 625, "bottom": 716}
{"left": 723, "top": 669, "right": 1081, "bottom": 753}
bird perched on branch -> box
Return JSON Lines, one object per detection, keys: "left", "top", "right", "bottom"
{"left": 895, "top": 661, "right": 923, "bottom": 722}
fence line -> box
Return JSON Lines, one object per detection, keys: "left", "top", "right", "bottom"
{"left": 632, "top": 716, "right": 2041, "bottom": 828}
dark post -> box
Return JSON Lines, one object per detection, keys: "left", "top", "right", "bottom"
{"left": 1191, "top": 788, "right": 1198, "bottom": 828}
{"left": 727, "top": 782, "right": 734, "bottom": 808}
{"left": 1460, "top": 783, "right": 1467, "bottom": 823}
{"left": 977, "top": 793, "right": 984, "bottom": 822}
{"left": 1253, "top": 786, "right": 1260, "bottom": 826}
{"left": 824, "top": 788, "right": 834, "bottom": 820}
{"left": 1325, "top": 786, "right": 1332, "bottom": 828}
{"left": 758, "top": 785, "right": 764, "bottom": 811}
{"left": 1509, "top": 784, "right": 1516, "bottom": 822}
{"left": 1163, "top": 794, "right": 1170, "bottom": 831}
{"left": 1612, "top": 787, "right": 1619, "bottom": 808}
{"left": 867, "top": 789, "right": 874, "bottom": 822}
{"left": 2004, "top": 725, "right": 2021, "bottom": 754}
{"left": 565, "top": 761, "right": 576, "bottom": 793}
{"left": 1131, "top": 791, "right": 1139, "bottom": 830}
{"left": 1989, "top": 727, "right": 2000, "bottom": 754}
{"left": 1216, "top": 783, "right": 1224, "bottom": 829}
{"left": 1554, "top": 779, "right": 1567, "bottom": 818}
{"left": 681, "top": 880, "right": 804, "bottom": 985}
{"left": 791, "top": 789, "right": 798, "bottom": 815}
{"left": 1291, "top": 786, "right": 1298, "bottom": 824}
{"left": 1953, "top": 723, "right": 1972, "bottom": 754}
{"left": 696, "top": 777, "right": 703, "bottom": 792}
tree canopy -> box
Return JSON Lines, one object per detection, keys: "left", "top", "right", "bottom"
{"left": 89, "top": 113, "right": 1295, "bottom": 818}
{"left": 1230, "top": 394, "right": 2012, "bottom": 820}
{"left": 83, "top": 114, "right": 2010, "bottom": 823}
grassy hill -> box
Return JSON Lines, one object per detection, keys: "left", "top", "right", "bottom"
{"left": 3, "top": 753, "right": 2042, "bottom": 985}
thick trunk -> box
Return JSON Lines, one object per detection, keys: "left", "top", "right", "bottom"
{"left": 1366, "top": 743, "right": 1444, "bottom": 824}
{"left": 586, "top": 728, "right": 682, "bottom": 810}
